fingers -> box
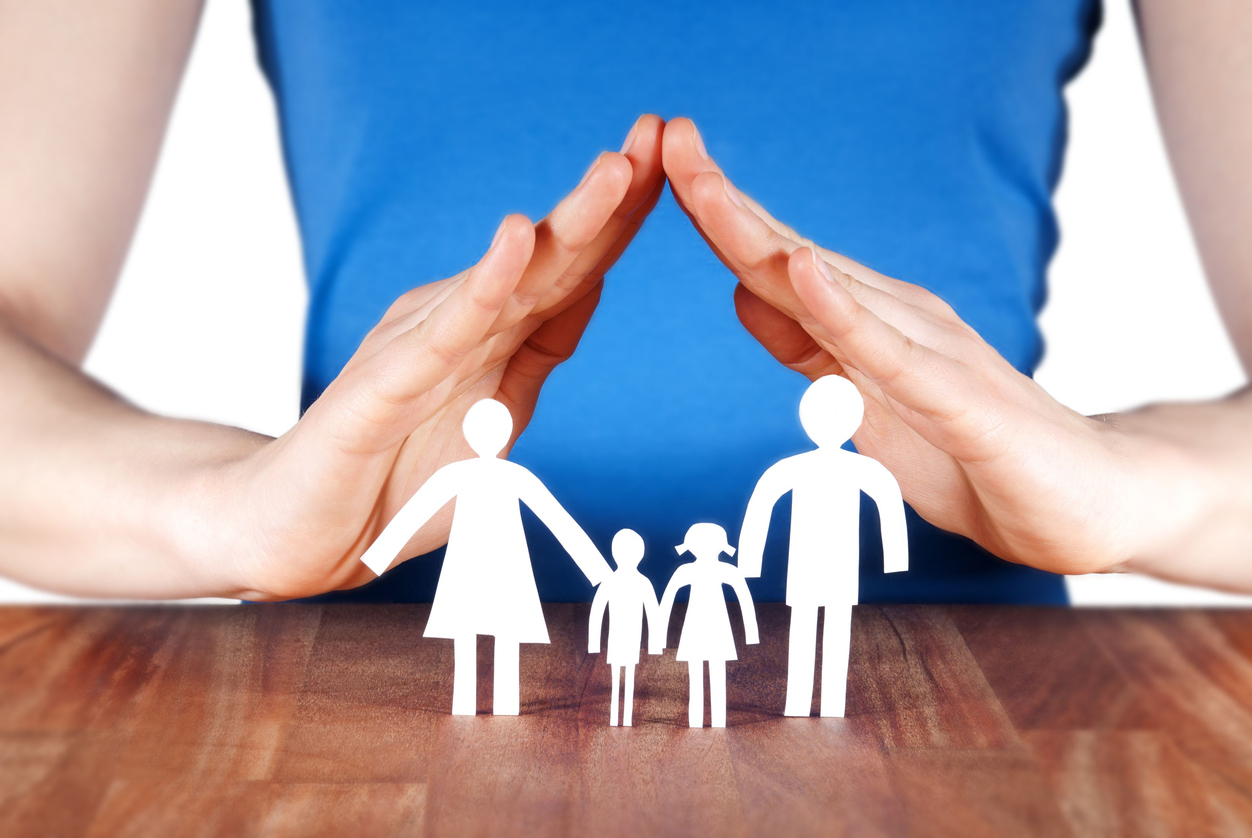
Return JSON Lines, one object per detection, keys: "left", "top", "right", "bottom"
{"left": 495, "top": 279, "right": 604, "bottom": 437}
{"left": 788, "top": 247, "right": 991, "bottom": 441}
{"left": 663, "top": 117, "right": 807, "bottom": 262}
{"left": 688, "top": 169, "right": 810, "bottom": 318}
{"left": 503, "top": 115, "right": 663, "bottom": 323}
{"left": 313, "top": 215, "right": 536, "bottom": 453}
{"left": 665, "top": 118, "right": 957, "bottom": 318}
{"left": 733, "top": 283, "right": 843, "bottom": 379}
{"left": 348, "top": 116, "right": 665, "bottom": 371}
{"left": 529, "top": 114, "right": 667, "bottom": 315}
{"left": 661, "top": 117, "right": 729, "bottom": 219}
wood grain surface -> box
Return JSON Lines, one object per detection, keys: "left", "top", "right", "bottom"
{"left": 3, "top": 603, "right": 1252, "bottom": 837}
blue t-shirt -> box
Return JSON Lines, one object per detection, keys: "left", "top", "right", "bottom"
{"left": 253, "top": 0, "right": 1101, "bottom": 605}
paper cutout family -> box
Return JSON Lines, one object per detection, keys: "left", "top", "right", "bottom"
{"left": 360, "top": 375, "right": 908, "bottom": 727}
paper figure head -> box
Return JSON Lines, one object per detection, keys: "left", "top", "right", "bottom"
{"left": 463, "top": 398, "right": 513, "bottom": 458}
{"left": 611, "top": 528, "right": 645, "bottom": 570}
{"left": 676, "top": 523, "right": 735, "bottom": 561}
{"left": 799, "top": 375, "right": 864, "bottom": 448}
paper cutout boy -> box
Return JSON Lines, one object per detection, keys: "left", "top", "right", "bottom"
{"left": 658, "top": 523, "right": 759, "bottom": 728}
{"left": 360, "top": 398, "right": 610, "bottom": 716}
{"left": 738, "top": 375, "right": 908, "bottom": 718}
{"left": 587, "top": 528, "right": 663, "bottom": 727}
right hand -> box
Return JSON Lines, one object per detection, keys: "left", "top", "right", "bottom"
{"left": 184, "top": 116, "right": 666, "bottom": 600}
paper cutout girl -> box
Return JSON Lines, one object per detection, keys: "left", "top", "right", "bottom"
{"left": 360, "top": 398, "right": 610, "bottom": 716}
{"left": 658, "top": 523, "right": 759, "bottom": 728}
{"left": 587, "top": 528, "right": 663, "bottom": 727}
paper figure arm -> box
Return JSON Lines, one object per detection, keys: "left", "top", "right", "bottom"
{"left": 656, "top": 565, "right": 690, "bottom": 648}
{"left": 520, "top": 472, "right": 612, "bottom": 585}
{"left": 588, "top": 579, "right": 609, "bottom": 654}
{"left": 725, "top": 566, "right": 760, "bottom": 645}
{"left": 643, "top": 577, "right": 664, "bottom": 655}
{"left": 861, "top": 457, "right": 909, "bottom": 574}
{"left": 738, "top": 460, "right": 793, "bottom": 578}
{"left": 358, "top": 466, "right": 459, "bottom": 576}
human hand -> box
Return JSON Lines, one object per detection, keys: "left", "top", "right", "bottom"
{"left": 186, "top": 117, "right": 666, "bottom": 600}
{"left": 662, "top": 118, "right": 1203, "bottom": 576}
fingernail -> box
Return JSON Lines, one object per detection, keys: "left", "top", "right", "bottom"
{"left": 692, "top": 127, "right": 710, "bottom": 161}
{"left": 619, "top": 122, "right": 639, "bottom": 156}
{"left": 723, "top": 177, "right": 746, "bottom": 208}
{"left": 490, "top": 218, "right": 508, "bottom": 249}
{"left": 808, "top": 245, "right": 835, "bottom": 282}
{"left": 578, "top": 153, "right": 603, "bottom": 187}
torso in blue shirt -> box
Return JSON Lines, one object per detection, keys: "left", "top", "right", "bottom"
{"left": 253, "top": 0, "right": 1100, "bottom": 605}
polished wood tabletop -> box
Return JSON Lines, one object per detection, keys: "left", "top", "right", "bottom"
{"left": 3, "top": 602, "right": 1252, "bottom": 836}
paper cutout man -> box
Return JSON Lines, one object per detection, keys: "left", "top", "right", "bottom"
{"left": 658, "top": 523, "right": 759, "bottom": 728}
{"left": 587, "top": 528, "right": 663, "bottom": 727}
{"left": 739, "top": 375, "right": 908, "bottom": 718}
{"left": 360, "top": 398, "right": 610, "bottom": 716}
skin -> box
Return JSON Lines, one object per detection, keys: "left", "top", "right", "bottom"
{"left": 659, "top": 0, "right": 1252, "bottom": 588}
{"left": 0, "top": 0, "right": 666, "bottom": 600}
{"left": 0, "top": 0, "right": 1250, "bottom": 598}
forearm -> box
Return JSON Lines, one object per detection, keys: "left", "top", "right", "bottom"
{"left": 0, "top": 317, "right": 262, "bottom": 598}
{"left": 1106, "top": 386, "right": 1252, "bottom": 590}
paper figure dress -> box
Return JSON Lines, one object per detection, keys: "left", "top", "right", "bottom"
{"left": 587, "top": 528, "right": 662, "bottom": 727}
{"left": 360, "top": 398, "right": 610, "bottom": 716}
{"left": 738, "top": 375, "right": 908, "bottom": 718}
{"left": 658, "top": 523, "right": 759, "bottom": 728}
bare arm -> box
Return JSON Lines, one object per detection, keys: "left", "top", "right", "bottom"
{"left": 0, "top": 0, "right": 668, "bottom": 600}
{"left": 1136, "top": 0, "right": 1252, "bottom": 372}
{"left": 0, "top": 0, "right": 204, "bottom": 363}
{"left": 0, "top": 0, "right": 238, "bottom": 597}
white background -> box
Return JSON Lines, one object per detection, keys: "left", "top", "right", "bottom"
{"left": 2, "top": 0, "right": 1247, "bottom": 605}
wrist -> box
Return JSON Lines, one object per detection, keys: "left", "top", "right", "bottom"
{"left": 1097, "top": 411, "right": 1230, "bottom": 579}
{"left": 158, "top": 420, "right": 275, "bottom": 599}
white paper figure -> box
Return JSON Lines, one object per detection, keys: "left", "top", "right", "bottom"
{"left": 658, "top": 523, "right": 759, "bottom": 729}
{"left": 360, "top": 398, "right": 610, "bottom": 716}
{"left": 587, "top": 529, "right": 663, "bottom": 727}
{"left": 739, "top": 375, "right": 908, "bottom": 718}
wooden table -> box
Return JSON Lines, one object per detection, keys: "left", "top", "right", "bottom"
{"left": 3, "top": 603, "right": 1252, "bottom": 836}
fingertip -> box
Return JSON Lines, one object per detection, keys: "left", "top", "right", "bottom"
{"left": 639, "top": 113, "right": 666, "bottom": 131}
{"left": 732, "top": 281, "right": 763, "bottom": 319}
{"left": 500, "top": 212, "right": 536, "bottom": 251}
{"left": 480, "top": 213, "right": 535, "bottom": 275}
{"left": 599, "top": 150, "right": 635, "bottom": 188}
{"left": 690, "top": 170, "right": 730, "bottom": 212}
{"left": 630, "top": 113, "right": 666, "bottom": 147}
{"left": 733, "top": 281, "right": 781, "bottom": 333}
{"left": 787, "top": 244, "right": 818, "bottom": 276}
{"left": 624, "top": 114, "right": 666, "bottom": 170}
{"left": 578, "top": 152, "right": 633, "bottom": 208}
{"left": 662, "top": 116, "right": 703, "bottom": 177}
{"left": 789, "top": 244, "right": 856, "bottom": 323}
{"left": 664, "top": 115, "right": 696, "bottom": 141}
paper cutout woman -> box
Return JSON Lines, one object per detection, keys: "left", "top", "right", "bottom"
{"left": 360, "top": 398, "right": 610, "bottom": 716}
{"left": 658, "top": 523, "right": 759, "bottom": 728}
{"left": 587, "top": 528, "right": 663, "bottom": 727}
{"left": 738, "top": 375, "right": 908, "bottom": 718}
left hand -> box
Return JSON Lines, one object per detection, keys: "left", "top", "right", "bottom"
{"left": 661, "top": 118, "right": 1204, "bottom": 576}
